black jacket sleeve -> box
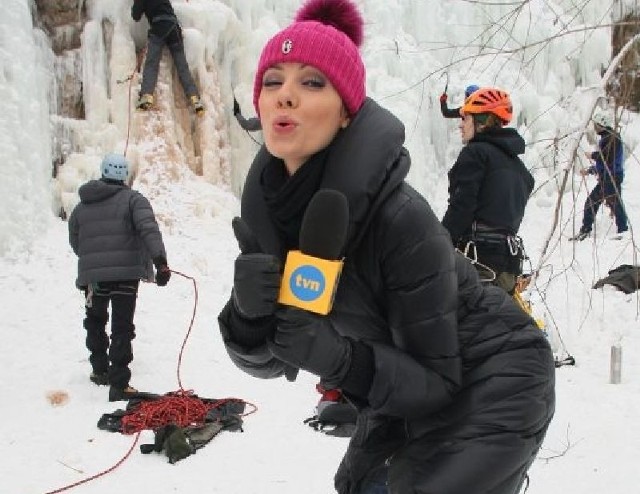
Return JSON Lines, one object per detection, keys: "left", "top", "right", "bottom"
{"left": 131, "top": 0, "right": 144, "bottom": 21}
{"left": 440, "top": 100, "right": 462, "bottom": 119}
{"left": 442, "top": 145, "right": 486, "bottom": 241}
{"left": 235, "top": 113, "right": 262, "bottom": 132}
{"left": 130, "top": 192, "right": 166, "bottom": 260}
{"left": 68, "top": 208, "right": 79, "bottom": 255}
{"left": 362, "top": 191, "right": 461, "bottom": 418}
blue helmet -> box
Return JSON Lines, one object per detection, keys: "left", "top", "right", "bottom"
{"left": 465, "top": 84, "right": 480, "bottom": 98}
{"left": 101, "top": 153, "right": 129, "bottom": 181}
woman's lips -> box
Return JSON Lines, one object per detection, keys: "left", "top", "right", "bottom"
{"left": 272, "top": 116, "right": 297, "bottom": 134}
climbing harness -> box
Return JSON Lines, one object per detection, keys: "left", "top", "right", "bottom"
{"left": 85, "top": 282, "right": 137, "bottom": 308}
{"left": 457, "top": 241, "right": 496, "bottom": 283}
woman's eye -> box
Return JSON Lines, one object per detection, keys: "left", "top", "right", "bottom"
{"left": 303, "top": 77, "right": 326, "bottom": 89}
{"left": 262, "top": 78, "right": 282, "bottom": 88}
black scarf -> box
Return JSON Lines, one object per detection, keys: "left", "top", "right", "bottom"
{"left": 261, "top": 149, "right": 328, "bottom": 250}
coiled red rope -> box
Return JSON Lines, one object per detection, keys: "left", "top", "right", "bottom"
{"left": 120, "top": 392, "right": 253, "bottom": 434}
{"left": 119, "top": 270, "right": 256, "bottom": 435}
{"left": 44, "top": 270, "right": 256, "bottom": 494}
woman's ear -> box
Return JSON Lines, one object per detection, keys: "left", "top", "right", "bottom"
{"left": 340, "top": 106, "right": 350, "bottom": 129}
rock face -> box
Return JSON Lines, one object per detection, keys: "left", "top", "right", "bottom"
{"left": 612, "top": 15, "right": 640, "bottom": 111}
{"left": 35, "top": 0, "right": 86, "bottom": 54}
{"left": 34, "top": 0, "right": 86, "bottom": 120}
{"left": 33, "top": 0, "right": 88, "bottom": 181}
{"left": 32, "top": 0, "right": 229, "bottom": 203}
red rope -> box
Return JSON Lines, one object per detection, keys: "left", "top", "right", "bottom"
{"left": 119, "top": 271, "right": 257, "bottom": 436}
{"left": 170, "top": 269, "right": 198, "bottom": 391}
{"left": 43, "top": 433, "right": 140, "bottom": 494}
{"left": 122, "top": 47, "right": 146, "bottom": 158}
{"left": 44, "top": 271, "right": 257, "bottom": 493}
{"left": 117, "top": 271, "right": 257, "bottom": 437}
{"left": 120, "top": 392, "right": 253, "bottom": 434}
{"left": 123, "top": 74, "right": 134, "bottom": 157}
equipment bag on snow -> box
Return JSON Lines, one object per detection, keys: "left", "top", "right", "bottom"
{"left": 97, "top": 391, "right": 247, "bottom": 463}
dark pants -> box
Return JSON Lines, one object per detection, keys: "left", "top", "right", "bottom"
{"left": 582, "top": 175, "right": 627, "bottom": 234}
{"left": 84, "top": 281, "right": 139, "bottom": 388}
{"left": 140, "top": 20, "right": 199, "bottom": 100}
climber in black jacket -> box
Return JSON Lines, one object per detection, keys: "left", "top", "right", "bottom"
{"left": 440, "top": 83, "right": 479, "bottom": 118}
{"left": 218, "top": 2, "right": 555, "bottom": 493}
{"left": 233, "top": 96, "right": 262, "bottom": 132}
{"left": 131, "top": 0, "right": 204, "bottom": 114}
{"left": 442, "top": 87, "right": 534, "bottom": 294}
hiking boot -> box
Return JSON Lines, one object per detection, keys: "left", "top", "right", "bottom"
{"left": 190, "top": 95, "right": 205, "bottom": 115}
{"left": 89, "top": 371, "right": 109, "bottom": 386}
{"left": 109, "top": 385, "right": 139, "bottom": 402}
{"left": 569, "top": 229, "right": 590, "bottom": 241}
{"left": 608, "top": 230, "right": 629, "bottom": 241}
{"left": 136, "top": 94, "right": 154, "bottom": 111}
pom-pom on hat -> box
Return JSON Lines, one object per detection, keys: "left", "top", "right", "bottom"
{"left": 253, "top": 0, "right": 366, "bottom": 116}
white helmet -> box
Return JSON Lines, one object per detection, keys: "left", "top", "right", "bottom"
{"left": 592, "top": 108, "right": 614, "bottom": 129}
{"left": 101, "top": 153, "right": 129, "bottom": 181}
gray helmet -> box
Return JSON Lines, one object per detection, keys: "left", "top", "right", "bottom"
{"left": 101, "top": 153, "right": 129, "bottom": 181}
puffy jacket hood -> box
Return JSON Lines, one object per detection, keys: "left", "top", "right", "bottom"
{"left": 78, "top": 179, "right": 127, "bottom": 204}
{"left": 321, "top": 98, "right": 409, "bottom": 252}
{"left": 241, "top": 98, "right": 410, "bottom": 258}
{"left": 473, "top": 127, "right": 525, "bottom": 158}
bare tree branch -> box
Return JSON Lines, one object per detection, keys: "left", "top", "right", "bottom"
{"left": 533, "top": 32, "right": 640, "bottom": 279}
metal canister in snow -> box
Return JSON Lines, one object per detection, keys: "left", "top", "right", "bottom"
{"left": 610, "top": 344, "right": 622, "bottom": 384}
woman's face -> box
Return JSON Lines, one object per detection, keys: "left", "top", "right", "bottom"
{"left": 459, "top": 113, "right": 475, "bottom": 144}
{"left": 258, "top": 63, "right": 349, "bottom": 175}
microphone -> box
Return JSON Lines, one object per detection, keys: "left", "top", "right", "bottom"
{"left": 278, "top": 189, "right": 349, "bottom": 315}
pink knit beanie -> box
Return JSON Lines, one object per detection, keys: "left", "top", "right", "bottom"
{"left": 253, "top": 0, "right": 366, "bottom": 116}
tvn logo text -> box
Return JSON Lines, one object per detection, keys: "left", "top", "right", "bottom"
{"left": 289, "top": 265, "right": 326, "bottom": 301}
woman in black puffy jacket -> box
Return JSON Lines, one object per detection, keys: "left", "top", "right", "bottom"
{"left": 217, "top": 2, "right": 555, "bottom": 493}
{"left": 442, "top": 88, "right": 534, "bottom": 294}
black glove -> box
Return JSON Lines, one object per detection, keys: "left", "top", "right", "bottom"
{"left": 269, "top": 307, "right": 352, "bottom": 384}
{"left": 153, "top": 256, "right": 171, "bottom": 287}
{"left": 233, "top": 97, "right": 240, "bottom": 116}
{"left": 439, "top": 92, "right": 448, "bottom": 103}
{"left": 162, "top": 425, "right": 196, "bottom": 464}
{"left": 304, "top": 389, "right": 358, "bottom": 437}
{"left": 232, "top": 217, "right": 281, "bottom": 319}
{"left": 304, "top": 410, "right": 357, "bottom": 437}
